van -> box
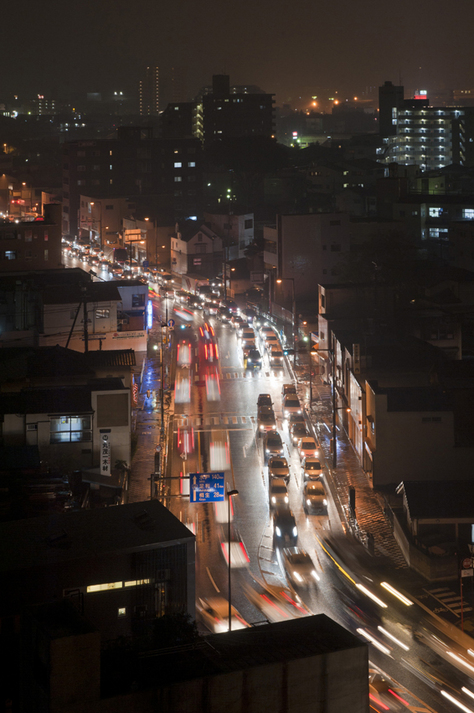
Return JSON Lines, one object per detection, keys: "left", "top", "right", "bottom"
{"left": 269, "top": 345, "right": 284, "bottom": 368}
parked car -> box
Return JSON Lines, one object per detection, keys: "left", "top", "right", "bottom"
{"left": 302, "top": 457, "right": 323, "bottom": 480}
{"left": 273, "top": 509, "right": 298, "bottom": 548}
{"left": 269, "top": 477, "right": 289, "bottom": 510}
{"left": 263, "top": 430, "right": 284, "bottom": 463}
{"left": 282, "top": 394, "right": 302, "bottom": 418}
{"left": 298, "top": 436, "right": 319, "bottom": 460}
{"left": 268, "top": 456, "right": 290, "bottom": 484}
{"left": 303, "top": 481, "right": 328, "bottom": 515}
{"left": 281, "top": 547, "right": 320, "bottom": 588}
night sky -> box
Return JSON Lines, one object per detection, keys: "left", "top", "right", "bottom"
{"left": 4, "top": 0, "right": 474, "bottom": 105}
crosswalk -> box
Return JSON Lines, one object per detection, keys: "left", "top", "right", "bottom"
{"left": 423, "top": 586, "right": 472, "bottom": 616}
{"left": 175, "top": 414, "right": 256, "bottom": 428}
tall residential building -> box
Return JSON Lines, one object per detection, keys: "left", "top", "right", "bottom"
{"left": 193, "top": 74, "right": 275, "bottom": 146}
{"left": 139, "top": 66, "right": 159, "bottom": 116}
{"left": 379, "top": 83, "right": 466, "bottom": 171}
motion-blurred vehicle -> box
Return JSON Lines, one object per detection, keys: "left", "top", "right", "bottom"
{"left": 268, "top": 456, "right": 290, "bottom": 483}
{"left": 263, "top": 430, "right": 284, "bottom": 463}
{"left": 260, "top": 325, "right": 275, "bottom": 340}
{"left": 269, "top": 477, "right": 289, "bottom": 509}
{"left": 273, "top": 509, "right": 298, "bottom": 548}
{"left": 298, "top": 436, "right": 319, "bottom": 460}
{"left": 231, "top": 314, "right": 244, "bottom": 331}
{"left": 257, "top": 394, "right": 273, "bottom": 408}
{"left": 196, "top": 596, "right": 249, "bottom": 634}
{"left": 257, "top": 406, "right": 276, "bottom": 434}
{"left": 217, "top": 307, "right": 231, "bottom": 322}
{"left": 243, "top": 580, "right": 311, "bottom": 623}
{"left": 220, "top": 298, "right": 238, "bottom": 314}
{"left": 303, "top": 481, "right": 327, "bottom": 514}
{"left": 369, "top": 672, "right": 410, "bottom": 712}
{"left": 302, "top": 457, "right": 323, "bottom": 480}
{"left": 245, "top": 348, "right": 262, "bottom": 370}
{"left": 282, "top": 394, "right": 302, "bottom": 418}
{"left": 241, "top": 308, "right": 257, "bottom": 324}
{"left": 220, "top": 523, "right": 250, "bottom": 568}
{"left": 264, "top": 333, "right": 280, "bottom": 350}
{"left": 281, "top": 547, "right": 320, "bottom": 588}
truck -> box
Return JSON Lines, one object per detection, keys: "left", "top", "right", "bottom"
{"left": 181, "top": 274, "right": 209, "bottom": 295}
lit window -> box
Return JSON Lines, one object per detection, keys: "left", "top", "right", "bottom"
{"left": 124, "top": 579, "right": 151, "bottom": 587}
{"left": 429, "top": 207, "right": 442, "bottom": 218}
{"left": 188, "top": 162, "right": 196, "bottom": 168}
{"left": 44, "top": 249, "right": 49, "bottom": 261}
{"left": 87, "top": 581, "right": 123, "bottom": 593}
{"left": 118, "top": 608, "right": 126, "bottom": 617}
{"left": 174, "top": 162, "right": 182, "bottom": 168}
{"left": 95, "top": 309, "right": 110, "bottom": 319}
{"left": 50, "top": 415, "right": 92, "bottom": 443}
{"left": 5, "top": 251, "right": 17, "bottom": 260}
{"left": 174, "top": 176, "right": 182, "bottom": 182}
{"left": 463, "top": 209, "right": 474, "bottom": 220}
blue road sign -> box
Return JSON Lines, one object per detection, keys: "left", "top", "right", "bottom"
{"left": 168, "top": 318, "right": 175, "bottom": 328}
{"left": 143, "top": 260, "right": 149, "bottom": 268}
{"left": 189, "top": 472, "right": 225, "bottom": 503}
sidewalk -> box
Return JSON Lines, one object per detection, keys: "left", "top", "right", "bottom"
{"left": 292, "top": 357, "right": 407, "bottom": 570}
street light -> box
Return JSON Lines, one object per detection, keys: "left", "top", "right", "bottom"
{"left": 230, "top": 267, "right": 235, "bottom": 298}
{"left": 276, "top": 278, "right": 296, "bottom": 367}
{"left": 227, "top": 488, "right": 239, "bottom": 631}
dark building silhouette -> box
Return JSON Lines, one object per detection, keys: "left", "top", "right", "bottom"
{"left": 378, "top": 80, "right": 404, "bottom": 137}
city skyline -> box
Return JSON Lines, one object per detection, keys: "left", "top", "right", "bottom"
{"left": 3, "top": 0, "right": 474, "bottom": 106}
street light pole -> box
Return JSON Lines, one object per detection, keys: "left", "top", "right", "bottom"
{"left": 276, "top": 277, "right": 296, "bottom": 367}
{"left": 227, "top": 488, "right": 239, "bottom": 631}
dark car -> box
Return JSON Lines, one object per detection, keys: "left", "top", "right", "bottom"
{"left": 263, "top": 430, "right": 284, "bottom": 463}
{"left": 257, "top": 394, "right": 273, "bottom": 408}
{"left": 290, "top": 421, "right": 308, "bottom": 445}
{"left": 217, "top": 307, "right": 232, "bottom": 322}
{"left": 273, "top": 509, "right": 298, "bottom": 548}
{"left": 245, "top": 348, "right": 262, "bottom": 370}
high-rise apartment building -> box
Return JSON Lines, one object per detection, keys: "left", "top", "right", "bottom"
{"left": 379, "top": 83, "right": 466, "bottom": 171}
{"left": 139, "top": 66, "right": 159, "bottom": 116}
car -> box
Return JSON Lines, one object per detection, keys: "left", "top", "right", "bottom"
{"left": 219, "top": 523, "right": 250, "bottom": 568}
{"left": 206, "top": 303, "right": 218, "bottom": 315}
{"left": 257, "top": 406, "right": 276, "bottom": 435}
{"left": 220, "top": 298, "right": 238, "bottom": 314}
{"left": 265, "top": 333, "right": 280, "bottom": 349}
{"left": 196, "top": 596, "right": 249, "bottom": 634}
{"left": 282, "top": 394, "right": 302, "bottom": 418}
{"left": 303, "top": 481, "right": 328, "bottom": 514}
{"left": 243, "top": 581, "right": 311, "bottom": 623}
{"left": 302, "top": 457, "right": 323, "bottom": 480}
{"left": 298, "top": 436, "right": 319, "bottom": 460}
{"left": 263, "top": 430, "right": 284, "bottom": 463}
{"left": 282, "top": 383, "right": 297, "bottom": 398}
{"left": 231, "top": 314, "right": 244, "bottom": 330}
{"left": 245, "top": 348, "right": 262, "bottom": 370}
{"left": 268, "top": 456, "right": 290, "bottom": 483}
{"left": 290, "top": 421, "right": 308, "bottom": 445}
{"left": 273, "top": 509, "right": 298, "bottom": 548}
{"left": 217, "top": 307, "right": 231, "bottom": 322}
{"left": 268, "top": 345, "right": 284, "bottom": 368}
{"left": 269, "top": 477, "right": 289, "bottom": 510}
{"left": 281, "top": 547, "right": 320, "bottom": 588}
{"left": 189, "top": 296, "right": 203, "bottom": 310}
{"left": 260, "top": 324, "right": 275, "bottom": 338}
{"left": 257, "top": 394, "right": 273, "bottom": 408}
{"left": 241, "top": 328, "right": 256, "bottom": 349}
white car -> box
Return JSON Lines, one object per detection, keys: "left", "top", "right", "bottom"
{"left": 298, "top": 436, "right": 319, "bottom": 460}
{"left": 303, "top": 481, "right": 328, "bottom": 514}
{"left": 281, "top": 547, "right": 320, "bottom": 588}
{"left": 302, "top": 457, "right": 323, "bottom": 480}
{"left": 282, "top": 394, "right": 302, "bottom": 418}
{"left": 196, "top": 597, "right": 249, "bottom": 634}
{"left": 268, "top": 456, "right": 290, "bottom": 483}
{"left": 269, "top": 477, "right": 289, "bottom": 509}
{"left": 257, "top": 406, "right": 277, "bottom": 435}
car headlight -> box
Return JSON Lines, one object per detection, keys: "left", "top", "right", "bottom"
{"left": 284, "top": 496, "right": 288, "bottom": 503}
{"left": 323, "top": 499, "right": 327, "bottom": 506}
{"left": 312, "top": 570, "right": 320, "bottom": 582}
{"left": 265, "top": 448, "right": 270, "bottom": 453}
{"left": 247, "top": 359, "right": 252, "bottom": 363}
{"left": 292, "top": 527, "right": 298, "bottom": 537}
{"left": 306, "top": 499, "right": 311, "bottom": 506}
{"left": 275, "top": 526, "right": 281, "bottom": 537}
{"left": 259, "top": 425, "right": 265, "bottom": 431}
{"left": 271, "top": 496, "right": 276, "bottom": 503}
{"left": 293, "top": 571, "right": 303, "bottom": 583}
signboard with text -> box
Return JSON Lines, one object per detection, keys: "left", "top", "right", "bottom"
{"left": 189, "top": 472, "right": 225, "bottom": 503}
{"left": 100, "top": 432, "right": 111, "bottom": 476}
